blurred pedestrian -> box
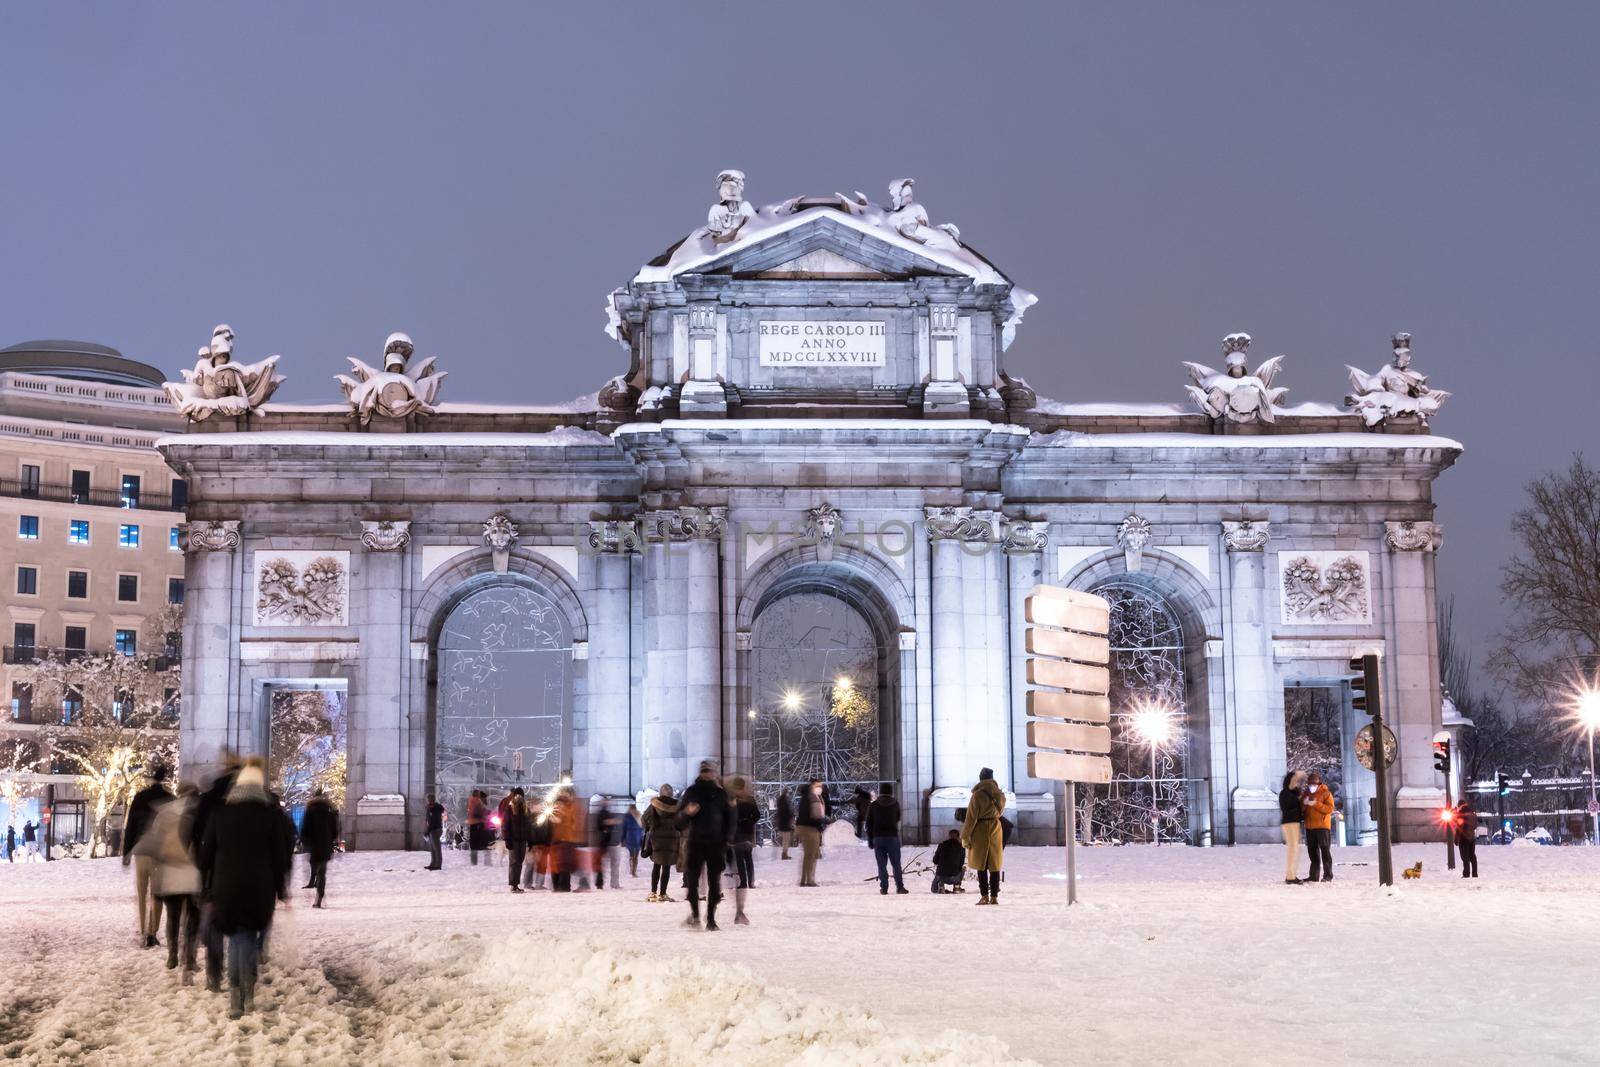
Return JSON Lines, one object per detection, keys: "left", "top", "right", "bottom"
{"left": 773, "top": 788, "right": 795, "bottom": 860}
{"left": 503, "top": 792, "right": 533, "bottom": 893}
{"left": 622, "top": 803, "right": 644, "bottom": 878}
{"left": 642, "top": 785, "right": 681, "bottom": 902}
{"left": 727, "top": 775, "right": 759, "bottom": 925}
{"left": 593, "top": 800, "right": 621, "bottom": 889}
{"left": 527, "top": 792, "right": 551, "bottom": 889}
{"left": 147, "top": 782, "right": 202, "bottom": 982}
{"left": 851, "top": 785, "right": 872, "bottom": 840}
{"left": 190, "top": 754, "right": 240, "bottom": 993}
{"left": 466, "top": 790, "right": 489, "bottom": 866}
{"left": 199, "top": 759, "right": 291, "bottom": 1019}
{"left": 421, "top": 793, "right": 445, "bottom": 870}
{"left": 549, "top": 787, "right": 584, "bottom": 892}
{"left": 22, "top": 820, "right": 38, "bottom": 861}
{"left": 931, "top": 829, "right": 965, "bottom": 893}
{"left": 299, "top": 788, "right": 340, "bottom": 908}
{"left": 866, "top": 783, "right": 907, "bottom": 895}
{"left": 5, "top": 824, "right": 14, "bottom": 862}
{"left": 795, "top": 779, "right": 831, "bottom": 887}
{"left": 122, "top": 762, "right": 173, "bottom": 947}
{"left": 1279, "top": 771, "right": 1306, "bottom": 885}
{"left": 1456, "top": 798, "right": 1480, "bottom": 878}
{"left": 1302, "top": 773, "right": 1335, "bottom": 882}
{"left": 678, "top": 761, "right": 732, "bottom": 930}
{"left": 962, "top": 767, "right": 1005, "bottom": 906}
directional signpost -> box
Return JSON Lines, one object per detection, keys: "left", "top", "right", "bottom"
{"left": 1025, "top": 584, "right": 1113, "bottom": 904}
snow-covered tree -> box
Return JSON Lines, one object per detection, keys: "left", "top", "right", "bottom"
{"left": 269, "top": 689, "right": 347, "bottom": 810}
{"left": 0, "top": 737, "right": 43, "bottom": 823}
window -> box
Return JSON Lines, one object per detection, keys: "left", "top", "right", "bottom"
{"left": 69, "top": 519, "right": 89, "bottom": 544}
{"left": 167, "top": 576, "right": 185, "bottom": 604}
{"left": 169, "top": 526, "right": 181, "bottom": 550}
{"left": 63, "top": 626, "right": 87, "bottom": 652}
{"left": 115, "top": 630, "right": 137, "bottom": 656}
{"left": 112, "top": 688, "right": 133, "bottom": 721}
{"left": 20, "top": 464, "right": 41, "bottom": 497}
{"left": 70, "top": 469, "right": 91, "bottom": 503}
{"left": 10, "top": 682, "right": 31, "bottom": 721}
{"left": 118, "top": 524, "right": 140, "bottom": 548}
{"left": 67, "top": 570, "right": 88, "bottom": 599}
{"left": 18, "top": 515, "right": 39, "bottom": 540}
{"left": 161, "top": 687, "right": 180, "bottom": 721}
{"left": 12, "top": 623, "right": 36, "bottom": 650}
{"left": 170, "top": 478, "right": 189, "bottom": 510}
{"left": 62, "top": 686, "right": 83, "bottom": 723}
{"left": 16, "top": 566, "right": 37, "bottom": 595}
{"left": 118, "top": 574, "right": 139, "bottom": 602}
{"left": 120, "top": 473, "right": 141, "bottom": 509}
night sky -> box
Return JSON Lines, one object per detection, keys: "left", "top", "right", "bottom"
{"left": 4, "top": 3, "right": 1597, "bottom": 683}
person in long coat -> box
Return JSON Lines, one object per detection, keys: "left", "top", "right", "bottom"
{"left": 144, "top": 783, "right": 203, "bottom": 981}
{"left": 199, "top": 760, "right": 292, "bottom": 1018}
{"left": 299, "top": 789, "right": 341, "bottom": 908}
{"left": 961, "top": 767, "right": 1006, "bottom": 906}
{"left": 502, "top": 793, "right": 534, "bottom": 893}
{"left": 641, "top": 785, "right": 681, "bottom": 902}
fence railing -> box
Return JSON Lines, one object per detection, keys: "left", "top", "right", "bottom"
{"left": 0, "top": 478, "right": 180, "bottom": 512}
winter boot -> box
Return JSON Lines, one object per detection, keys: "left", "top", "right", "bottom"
{"left": 683, "top": 907, "right": 701, "bottom": 929}
{"left": 978, "top": 894, "right": 991, "bottom": 905}
{"left": 228, "top": 987, "right": 244, "bottom": 1020}
{"left": 733, "top": 888, "right": 749, "bottom": 925}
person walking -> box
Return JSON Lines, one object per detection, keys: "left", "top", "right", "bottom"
{"left": 299, "top": 788, "right": 340, "bottom": 908}
{"left": 1279, "top": 771, "right": 1306, "bottom": 885}
{"left": 962, "top": 768, "right": 1006, "bottom": 906}
{"left": 502, "top": 792, "right": 533, "bottom": 893}
{"left": 1456, "top": 798, "right": 1480, "bottom": 879}
{"left": 122, "top": 763, "right": 173, "bottom": 947}
{"left": 550, "top": 788, "right": 585, "bottom": 892}
{"left": 931, "top": 829, "right": 966, "bottom": 893}
{"left": 677, "top": 761, "right": 733, "bottom": 930}
{"left": 642, "top": 785, "right": 681, "bottom": 902}
{"left": 773, "top": 788, "right": 795, "bottom": 860}
{"left": 727, "top": 775, "right": 760, "bottom": 925}
{"left": 1302, "top": 772, "right": 1336, "bottom": 882}
{"left": 190, "top": 757, "right": 240, "bottom": 993}
{"left": 866, "top": 783, "right": 908, "bottom": 895}
{"left": 527, "top": 793, "right": 551, "bottom": 890}
{"left": 795, "top": 779, "right": 831, "bottom": 887}
{"left": 5, "top": 824, "right": 14, "bottom": 862}
{"left": 622, "top": 803, "right": 644, "bottom": 878}
{"left": 199, "top": 760, "right": 292, "bottom": 1019}
{"left": 145, "top": 782, "right": 202, "bottom": 983}
{"left": 851, "top": 785, "right": 872, "bottom": 840}
{"left": 466, "top": 790, "right": 489, "bottom": 866}
{"left": 421, "top": 793, "right": 445, "bottom": 871}
{"left": 22, "top": 820, "right": 38, "bottom": 861}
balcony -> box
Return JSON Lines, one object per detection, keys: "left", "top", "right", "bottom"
{"left": 3, "top": 646, "right": 178, "bottom": 669}
{"left": 0, "top": 477, "right": 181, "bottom": 512}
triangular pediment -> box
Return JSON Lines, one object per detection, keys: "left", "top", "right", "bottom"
{"left": 691, "top": 214, "right": 967, "bottom": 281}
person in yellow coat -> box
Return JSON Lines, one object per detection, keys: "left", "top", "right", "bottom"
{"left": 961, "top": 767, "right": 1006, "bottom": 906}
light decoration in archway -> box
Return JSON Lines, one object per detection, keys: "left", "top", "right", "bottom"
{"left": 781, "top": 689, "right": 805, "bottom": 714}
{"left": 829, "top": 675, "right": 874, "bottom": 730}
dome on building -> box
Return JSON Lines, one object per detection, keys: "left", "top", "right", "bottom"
{"left": 0, "top": 339, "right": 166, "bottom": 388}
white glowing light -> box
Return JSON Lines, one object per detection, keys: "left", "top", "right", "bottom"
{"left": 1131, "top": 702, "right": 1175, "bottom": 747}
{"left": 781, "top": 689, "right": 804, "bottom": 712}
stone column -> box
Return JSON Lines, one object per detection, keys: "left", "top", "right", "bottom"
{"left": 179, "top": 520, "right": 240, "bottom": 783}
{"left": 641, "top": 508, "right": 725, "bottom": 788}
{"left": 640, "top": 516, "right": 686, "bottom": 790}
{"left": 1384, "top": 520, "right": 1445, "bottom": 840}
{"left": 926, "top": 507, "right": 969, "bottom": 794}
{"left": 1004, "top": 520, "right": 1054, "bottom": 842}
{"left": 1221, "top": 520, "right": 1277, "bottom": 843}
{"left": 353, "top": 520, "right": 410, "bottom": 848}
{"left": 962, "top": 511, "right": 1009, "bottom": 789}
{"left": 681, "top": 508, "right": 726, "bottom": 774}
{"left": 582, "top": 521, "right": 639, "bottom": 797}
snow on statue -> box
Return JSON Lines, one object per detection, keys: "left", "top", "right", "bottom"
{"left": 336, "top": 331, "right": 447, "bottom": 424}
{"left": 163, "top": 324, "right": 285, "bottom": 421}
{"left": 1183, "top": 332, "right": 1289, "bottom": 424}
{"left": 1346, "top": 331, "right": 1449, "bottom": 427}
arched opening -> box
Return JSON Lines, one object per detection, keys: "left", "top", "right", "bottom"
{"left": 1087, "top": 578, "right": 1195, "bottom": 844}
{"left": 744, "top": 560, "right": 902, "bottom": 832}
{"left": 433, "top": 583, "right": 573, "bottom": 823}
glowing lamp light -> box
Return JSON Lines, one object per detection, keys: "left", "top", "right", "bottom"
{"left": 1131, "top": 702, "right": 1175, "bottom": 747}
{"left": 490, "top": 814, "right": 502, "bottom": 828}
{"left": 781, "top": 689, "right": 804, "bottom": 712}
{"left": 1438, "top": 807, "right": 1457, "bottom": 825}
{"left": 746, "top": 708, "right": 758, "bottom": 720}
{"left": 1575, "top": 685, "right": 1600, "bottom": 732}
{"left": 834, "top": 675, "right": 854, "bottom": 692}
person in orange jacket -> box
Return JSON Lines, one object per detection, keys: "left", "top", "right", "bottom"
{"left": 1301, "top": 772, "right": 1336, "bottom": 882}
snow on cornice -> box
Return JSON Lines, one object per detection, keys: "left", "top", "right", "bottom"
{"left": 1031, "top": 430, "right": 1463, "bottom": 451}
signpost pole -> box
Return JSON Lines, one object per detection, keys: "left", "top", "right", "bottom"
{"left": 1372, "top": 711, "right": 1394, "bottom": 886}
{"left": 1065, "top": 781, "right": 1077, "bottom": 906}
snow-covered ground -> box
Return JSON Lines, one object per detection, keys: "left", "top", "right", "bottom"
{"left": 2, "top": 840, "right": 1597, "bottom": 1065}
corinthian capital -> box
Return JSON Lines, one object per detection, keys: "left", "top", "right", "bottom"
{"left": 360, "top": 520, "right": 411, "bottom": 552}
{"left": 646, "top": 507, "right": 726, "bottom": 542}
{"left": 925, "top": 506, "right": 996, "bottom": 543}
{"left": 1222, "top": 520, "right": 1269, "bottom": 553}
{"left": 1001, "top": 520, "right": 1049, "bottom": 555}
{"left": 586, "top": 520, "right": 642, "bottom": 554}
{"left": 1384, "top": 520, "right": 1443, "bottom": 552}
{"left": 181, "top": 520, "right": 240, "bottom": 554}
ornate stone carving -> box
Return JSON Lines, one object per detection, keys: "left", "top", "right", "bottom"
{"left": 253, "top": 551, "right": 349, "bottom": 626}
{"left": 1222, "top": 520, "right": 1270, "bottom": 553}
{"left": 734, "top": 631, "right": 754, "bottom": 652}
{"left": 360, "top": 520, "right": 411, "bottom": 552}
{"left": 929, "top": 303, "right": 959, "bottom": 338}
{"left": 181, "top": 519, "right": 240, "bottom": 554}
{"left": 1280, "top": 551, "right": 1371, "bottom": 624}
{"left": 885, "top": 178, "right": 962, "bottom": 246}
{"left": 336, "top": 331, "right": 447, "bottom": 425}
{"left": 1384, "top": 520, "right": 1443, "bottom": 553}
{"left": 801, "top": 503, "right": 843, "bottom": 560}
{"left": 1183, "top": 333, "right": 1289, "bottom": 424}
{"left": 164, "top": 324, "right": 285, "bottom": 421}
{"left": 1116, "top": 514, "right": 1152, "bottom": 572}
{"left": 925, "top": 506, "right": 996, "bottom": 543}
{"left": 645, "top": 507, "right": 727, "bottom": 542}
{"left": 482, "top": 513, "right": 519, "bottom": 574}
{"left": 1001, "top": 520, "right": 1050, "bottom": 555}
{"left": 704, "top": 169, "right": 757, "bottom": 243}
{"left": 586, "top": 520, "right": 643, "bottom": 554}
{"left": 997, "top": 371, "right": 1037, "bottom": 412}
{"left": 1346, "top": 332, "right": 1449, "bottom": 428}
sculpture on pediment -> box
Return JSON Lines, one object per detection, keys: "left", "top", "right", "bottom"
{"left": 336, "top": 331, "right": 447, "bottom": 425}
{"left": 1346, "top": 333, "right": 1449, "bottom": 428}
{"left": 1184, "top": 333, "right": 1289, "bottom": 424}
{"left": 703, "top": 169, "right": 758, "bottom": 243}
{"left": 884, "top": 178, "right": 963, "bottom": 247}
{"left": 164, "top": 324, "right": 285, "bottom": 421}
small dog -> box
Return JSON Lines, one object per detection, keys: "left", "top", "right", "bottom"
{"left": 1402, "top": 861, "right": 1423, "bottom": 880}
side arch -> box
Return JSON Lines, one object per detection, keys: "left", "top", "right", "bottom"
{"left": 412, "top": 547, "right": 589, "bottom": 644}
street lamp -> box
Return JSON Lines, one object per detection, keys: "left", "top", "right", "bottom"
{"left": 1131, "top": 701, "right": 1174, "bottom": 846}
{"left": 1573, "top": 683, "right": 1600, "bottom": 844}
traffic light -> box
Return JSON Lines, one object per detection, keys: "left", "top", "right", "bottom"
{"left": 1497, "top": 771, "right": 1511, "bottom": 796}
{"left": 1349, "top": 654, "right": 1382, "bottom": 719}
{"left": 1433, "top": 737, "right": 1451, "bottom": 775}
